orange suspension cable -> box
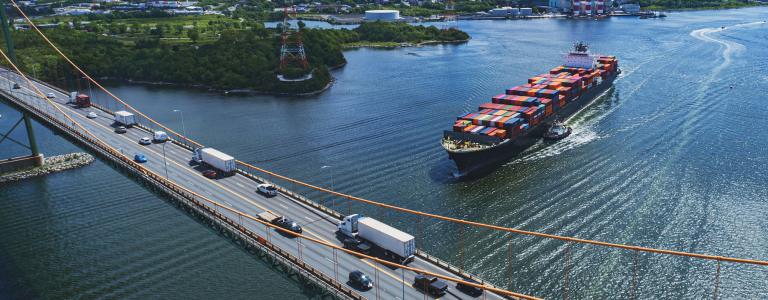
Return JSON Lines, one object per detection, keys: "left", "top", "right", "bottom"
{"left": 10, "top": 1, "right": 768, "bottom": 268}
{"left": 0, "top": 48, "right": 539, "bottom": 300}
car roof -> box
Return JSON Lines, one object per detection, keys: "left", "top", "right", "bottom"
{"left": 432, "top": 280, "right": 448, "bottom": 288}
{"left": 350, "top": 270, "right": 363, "bottom": 276}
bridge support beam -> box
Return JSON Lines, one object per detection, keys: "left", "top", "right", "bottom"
{"left": 22, "top": 112, "right": 43, "bottom": 166}
{"left": 1, "top": 1, "right": 42, "bottom": 167}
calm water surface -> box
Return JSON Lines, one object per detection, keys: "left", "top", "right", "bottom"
{"left": 2, "top": 8, "right": 768, "bottom": 299}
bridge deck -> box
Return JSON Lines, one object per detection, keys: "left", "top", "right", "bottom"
{"left": 0, "top": 70, "right": 508, "bottom": 300}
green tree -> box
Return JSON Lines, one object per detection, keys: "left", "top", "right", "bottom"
{"left": 187, "top": 28, "right": 200, "bottom": 43}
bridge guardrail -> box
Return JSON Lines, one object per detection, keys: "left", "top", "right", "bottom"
{"left": 0, "top": 88, "right": 363, "bottom": 300}
{"left": 22, "top": 73, "right": 498, "bottom": 291}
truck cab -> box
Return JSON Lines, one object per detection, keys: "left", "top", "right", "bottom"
{"left": 192, "top": 148, "right": 203, "bottom": 164}
{"left": 75, "top": 94, "right": 91, "bottom": 108}
{"left": 69, "top": 92, "right": 91, "bottom": 108}
{"left": 337, "top": 214, "right": 362, "bottom": 238}
{"left": 414, "top": 274, "right": 448, "bottom": 297}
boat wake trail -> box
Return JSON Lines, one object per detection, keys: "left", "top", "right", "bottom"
{"left": 689, "top": 21, "right": 763, "bottom": 77}
{"left": 514, "top": 125, "right": 601, "bottom": 163}
{"left": 508, "top": 86, "right": 617, "bottom": 164}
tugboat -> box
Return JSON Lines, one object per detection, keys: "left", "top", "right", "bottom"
{"left": 543, "top": 120, "right": 572, "bottom": 140}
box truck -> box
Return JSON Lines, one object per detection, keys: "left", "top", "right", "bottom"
{"left": 337, "top": 214, "right": 415, "bottom": 263}
{"left": 192, "top": 147, "right": 236, "bottom": 176}
{"left": 114, "top": 110, "right": 137, "bottom": 127}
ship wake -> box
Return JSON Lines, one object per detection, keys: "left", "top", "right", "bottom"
{"left": 689, "top": 21, "right": 763, "bottom": 77}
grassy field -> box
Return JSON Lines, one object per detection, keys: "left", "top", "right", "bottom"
{"left": 31, "top": 14, "right": 255, "bottom": 44}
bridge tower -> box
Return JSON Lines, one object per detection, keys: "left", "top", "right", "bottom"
{"left": 442, "top": 0, "right": 458, "bottom": 30}
{"left": 0, "top": 1, "right": 43, "bottom": 169}
{"left": 278, "top": 6, "right": 309, "bottom": 73}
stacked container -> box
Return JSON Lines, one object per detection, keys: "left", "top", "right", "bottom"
{"left": 450, "top": 57, "right": 616, "bottom": 141}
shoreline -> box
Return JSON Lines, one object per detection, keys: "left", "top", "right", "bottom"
{"left": 342, "top": 38, "right": 470, "bottom": 49}
{"left": 112, "top": 63, "right": 347, "bottom": 97}
{"left": 0, "top": 153, "right": 94, "bottom": 184}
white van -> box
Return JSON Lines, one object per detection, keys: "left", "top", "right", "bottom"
{"left": 153, "top": 131, "right": 169, "bottom": 143}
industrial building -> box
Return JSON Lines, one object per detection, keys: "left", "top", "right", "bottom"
{"left": 549, "top": 0, "right": 615, "bottom": 15}
{"left": 489, "top": 7, "right": 518, "bottom": 17}
{"left": 572, "top": 0, "right": 611, "bottom": 16}
{"left": 620, "top": 3, "right": 640, "bottom": 14}
{"left": 364, "top": 10, "right": 401, "bottom": 21}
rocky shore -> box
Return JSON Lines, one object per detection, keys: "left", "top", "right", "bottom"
{"left": 0, "top": 153, "right": 94, "bottom": 184}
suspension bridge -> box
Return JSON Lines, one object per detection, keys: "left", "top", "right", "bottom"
{"left": 1, "top": 1, "right": 767, "bottom": 299}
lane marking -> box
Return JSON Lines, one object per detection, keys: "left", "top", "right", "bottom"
{"left": 5, "top": 78, "right": 425, "bottom": 292}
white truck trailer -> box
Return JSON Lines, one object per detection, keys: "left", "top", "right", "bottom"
{"left": 193, "top": 147, "right": 236, "bottom": 175}
{"left": 113, "top": 110, "right": 137, "bottom": 127}
{"left": 337, "top": 214, "right": 416, "bottom": 263}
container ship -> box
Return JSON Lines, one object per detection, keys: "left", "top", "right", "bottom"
{"left": 441, "top": 42, "right": 620, "bottom": 176}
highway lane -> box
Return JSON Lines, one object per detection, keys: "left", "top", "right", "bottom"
{"left": 0, "top": 72, "right": 506, "bottom": 300}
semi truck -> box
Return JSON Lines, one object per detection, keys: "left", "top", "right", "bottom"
{"left": 69, "top": 92, "right": 91, "bottom": 108}
{"left": 337, "top": 214, "right": 416, "bottom": 264}
{"left": 192, "top": 147, "right": 236, "bottom": 176}
{"left": 114, "top": 110, "right": 137, "bottom": 127}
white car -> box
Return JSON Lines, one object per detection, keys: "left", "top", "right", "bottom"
{"left": 86, "top": 112, "right": 98, "bottom": 119}
{"left": 139, "top": 137, "right": 152, "bottom": 145}
{"left": 46, "top": 92, "right": 55, "bottom": 98}
{"left": 257, "top": 184, "right": 278, "bottom": 197}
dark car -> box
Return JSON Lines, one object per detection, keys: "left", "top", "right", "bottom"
{"left": 414, "top": 274, "right": 448, "bottom": 297}
{"left": 348, "top": 270, "right": 373, "bottom": 290}
{"left": 114, "top": 126, "right": 127, "bottom": 134}
{"left": 202, "top": 170, "right": 217, "bottom": 179}
{"left": 342, "top": 237, "right": 372, "bottom": 255}
{"left": 273, "top": 217, "right": 302, "bottom": 234}
{"left": 12, "top": 83, "right": 20, "bottom": 89}
{"left": 456, "top": 278, "right": 483, "bottom": 297}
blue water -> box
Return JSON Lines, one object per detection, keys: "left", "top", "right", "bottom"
{"left": 3, "top": 8, "right": 768, "bottom": 299}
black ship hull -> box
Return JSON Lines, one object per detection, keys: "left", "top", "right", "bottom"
{"left": 445, "top": 71, "right": 619, "bottom": 177}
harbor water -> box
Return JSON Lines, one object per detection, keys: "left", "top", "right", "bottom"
{"left": 2, "top": 8, "right": 768, "bottom": 299}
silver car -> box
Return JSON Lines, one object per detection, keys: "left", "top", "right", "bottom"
{"left": 46, "top": 92, "right": 55, "bottom": 98}
{"left": 257, "top": 184, "right": 278, "bottom": 197}
{"left": 86, "top": 112, "right": 98, "bottom": 119}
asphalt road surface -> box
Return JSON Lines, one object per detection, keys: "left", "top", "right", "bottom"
{"left": 0, "top": 70, "right": 508, "bottom": 300}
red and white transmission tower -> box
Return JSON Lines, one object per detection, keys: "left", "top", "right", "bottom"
{"left": 443, "top": 0, "right": 458, "bottom": 30}
{"left": 279, "top": 5, "right": 309, "bottom": 71}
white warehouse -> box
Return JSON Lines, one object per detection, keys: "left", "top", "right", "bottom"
{"left": 364, "top": 10, "right": 401, "bottom": 21}
{"left": 489, "top": 7, "right": 518, "bottom": 17}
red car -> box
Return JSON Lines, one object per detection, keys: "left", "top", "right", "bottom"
{"left": 202, "top": 170, "right": 217, "bottom": 179}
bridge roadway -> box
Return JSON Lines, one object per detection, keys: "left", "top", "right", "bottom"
{"left": 0, "top": 70, "right": 507, "bottom": 300}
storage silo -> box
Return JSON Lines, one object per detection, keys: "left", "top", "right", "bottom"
{"left": 364, "top": 10, "right": 400, "bottom": 21}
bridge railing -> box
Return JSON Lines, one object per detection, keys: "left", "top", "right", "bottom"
{"left": 0, "top": 56, "right": 540, "bottom": 300}
{"left": 0, "top": 81, "right": 368, "bottom": 299}
{"left": 9, "top": 67, "right": 504, "bottom": 293}
{"left": 7, "top": 7, "right": 768, "bottom": 297}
